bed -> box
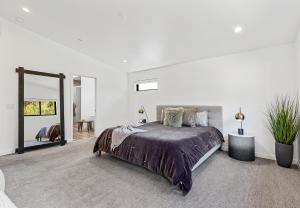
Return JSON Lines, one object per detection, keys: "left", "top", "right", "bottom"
{"left": 93, "top": 105, "right": 224, "bottom": 194}
{"left": 35, "top": 124, "right": 61, "bottom": 142}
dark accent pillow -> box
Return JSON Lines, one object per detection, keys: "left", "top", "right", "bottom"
{"left": 182, "top": 109, "right": 197, "bottom": 127}
{"left": 160, "top": 109, "right": 165, "bottom": 123}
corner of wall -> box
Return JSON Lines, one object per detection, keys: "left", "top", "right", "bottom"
{"left": 296, "top": 26, "right": 300, "bottom": 168}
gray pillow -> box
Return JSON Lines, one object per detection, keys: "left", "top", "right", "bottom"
{"left": 196, "top": 111, "right": 208, "bottom": 126}
{"left": 182, "top": 109, "right": 197, "bottom": 127}
{"left": 163, "top": 108, "right": 184, "bottom": 127}
{"left": 161, "top": 107, "right": 183, "bottom": 123}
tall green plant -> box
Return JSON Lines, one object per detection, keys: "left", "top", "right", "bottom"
{"left": 266, "top": 96, "right": 300, "bottom": 145}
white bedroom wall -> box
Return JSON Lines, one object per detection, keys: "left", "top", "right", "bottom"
{"left": 0, "top": 18, "right": 128, "bottom": 156}
{"left": 128, "top": 43, "right": 298, "bottom": 161}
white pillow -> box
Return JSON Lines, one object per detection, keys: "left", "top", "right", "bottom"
{"left": 196, "top": 111, "right": 208, "bottom": 126}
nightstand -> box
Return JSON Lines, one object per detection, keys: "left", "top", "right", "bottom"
{"left": 228, "top": 133, "right": 255, "bottom": 161}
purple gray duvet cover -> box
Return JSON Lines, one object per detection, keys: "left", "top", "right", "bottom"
{"left": 93, "top": 122, "right": 224, "bottom": 194}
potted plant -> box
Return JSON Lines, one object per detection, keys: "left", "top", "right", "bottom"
{"left": 266, "top": 96, "right": 300, "bottom": 168}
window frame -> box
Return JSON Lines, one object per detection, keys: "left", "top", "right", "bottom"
{"left": 24, "top": 100, "right": 57, "bottom": 116}
{"left": 135, "top": 80, "right": 158, "bottom": 92}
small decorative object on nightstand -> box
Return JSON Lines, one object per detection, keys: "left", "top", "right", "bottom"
{"left": 228, "top": 133, "right": 255, "bottom": 161}
{"left": 235, "top": 107, "right": 245, "bottom": 135}
{"left": 138, "top": 105, "right": 149, "bottom": 123}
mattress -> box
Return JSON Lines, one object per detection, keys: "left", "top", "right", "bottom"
{"left": 93, "top": 122, "right": 224, "bottom": 193}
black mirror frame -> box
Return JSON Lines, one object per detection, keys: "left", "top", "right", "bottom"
{"left": 15, "top": 67, "right": 66, "bottom": 154}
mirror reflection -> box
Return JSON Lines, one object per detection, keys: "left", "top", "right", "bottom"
{"left": 24, "top": 74, "right": 60, "bottom": 148}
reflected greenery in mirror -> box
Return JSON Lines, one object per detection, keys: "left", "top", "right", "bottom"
{"left": 24, "top": 100, "right": 57, "bottom": 116}
{"left": 41, "top": 101, "right": 56, "bottom": 115}
{"left": 24, "top": 101, "right": 40, "bottom": 116}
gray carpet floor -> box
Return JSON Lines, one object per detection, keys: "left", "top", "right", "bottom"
{"left": 0, "top": 138, "right": 299, "bottom": 208}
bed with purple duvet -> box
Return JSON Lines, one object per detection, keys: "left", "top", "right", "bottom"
{"left": 93, "top": 105, "right": 224, "bottom": 194}
{"left": 35, "top": 124, "right": 61, "bottom": 142}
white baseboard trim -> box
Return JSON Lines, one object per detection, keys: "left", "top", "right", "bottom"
{"left": 0, "top": 149, "right": 15, "bottom": 157}
{"left": 255, "top": 152, "right": 275, "bottom": 161}
{"left": 221, "top": 143, "right": 299, "bottom": 165}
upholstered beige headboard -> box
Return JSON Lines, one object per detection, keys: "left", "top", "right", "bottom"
{"left": 156, "top": 105, "right": 223, "bottom": 132}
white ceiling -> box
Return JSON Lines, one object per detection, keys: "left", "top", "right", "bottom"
{"left": 1, "top": 0, "right": 300, "bottom": 72}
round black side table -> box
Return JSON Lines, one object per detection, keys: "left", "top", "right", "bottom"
{"left": 228, "top": 133, "right": 255, "bottom": 161}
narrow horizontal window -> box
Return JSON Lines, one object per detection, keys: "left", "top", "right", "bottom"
{"left": 24, "top": 100, "right": 57, "bottom": 116}
{"left": 24, "top": 101, "right": 40, "bottom": 116}
{"left": 136, "top": 81, "right": 158, "bottom": 91}
{"left": 41, "top": 101, "right": 57, "bottom": 116}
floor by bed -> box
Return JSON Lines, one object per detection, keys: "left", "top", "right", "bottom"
{"left": 0, "top": 138, "right": 299, "bottom": 208}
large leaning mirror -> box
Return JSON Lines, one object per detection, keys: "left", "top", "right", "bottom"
{"left": 16, "top": 67, "right": 66, "bottom": 153}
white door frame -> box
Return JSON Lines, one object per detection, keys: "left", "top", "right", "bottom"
{"left": 69, "top": 73, "right": 97, "bottom": 142}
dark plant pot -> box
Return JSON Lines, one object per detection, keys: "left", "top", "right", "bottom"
{"left": 275, "top": 142, "right": 293, "bottom": 168}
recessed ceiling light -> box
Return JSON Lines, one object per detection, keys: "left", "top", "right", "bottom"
{"left": 22, "top": 7, "right": 31, "bottom": 13}
{"left": 234, "top": 25, "right": 243, "bottom": 33}
{"left": 123, "top": 59, "right": 128, "bottom": 63}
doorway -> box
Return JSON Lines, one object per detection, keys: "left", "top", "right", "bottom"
{"left": 72, "top": 75, "right": 96, "bottom": 141}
